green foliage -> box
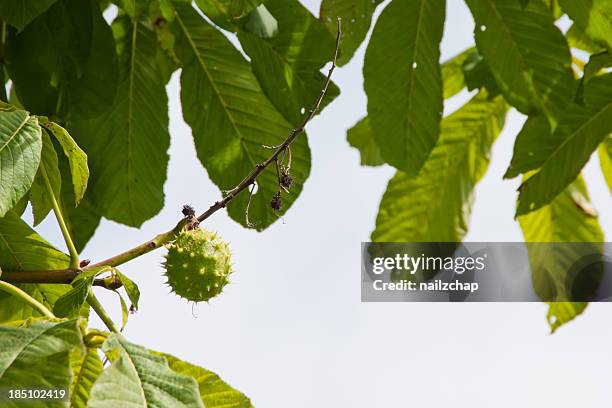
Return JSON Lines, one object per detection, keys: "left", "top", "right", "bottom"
{"left": 160, "top": 352, "right": 253, "bottom": 408}
{"left": 364, "top": 0, "right": 445, "bottom": 176}
{"left": 0, "top": 213, "right": 72, "bottom": 323}
{"left": 518, "top": 176, "right": 603, "bottom": 332}
{"left": 372, "top": 94, "right": 507, "bottom": 241}
{"left": 558, "top": 0, "right": 612, "bottom": 49}
{"left": 0, "top": 0, "right": 611, "bottom": 403}
{"left": 0, "top": 0, "right": 58, "bottom": 31}
{"left": 347, "top": 117, "right": 383, "bottom": 167}
{"left": 319, "top": 0, "right": 383, "bottom": 66}
{"left": 89, "top": 334, "right": 203, "bottom": 408}
{"left": 516, "top": 73, "right": 612, "bottom": 215}
{"left": 0, "top": 319, "right": 83, "bottom": 408}
{"left": 173, "top": 2, "right": 311, "bottom": 230}
{"left": 69, "top": 347, "right": 104, "bottom": 408}
{"left": 599, "top": 135, "right": 612, "bottom": 193}
{"left": 0, "top": 109, "right": 41, "bottom": 217}
{"left": 70, "top": 14, "right": 170, "bottom": 227}
{"left": 465, "top": 0, "right": 574, "bottom": 122}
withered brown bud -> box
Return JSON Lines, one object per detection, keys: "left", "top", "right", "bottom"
{"left": 280, "top": 171, "right": 294, "bottom": 189}
{"left": 270, "top": 192, "right": 282, "bottom": 211}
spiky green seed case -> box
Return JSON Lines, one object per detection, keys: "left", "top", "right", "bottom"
{"left": 163, "top": 229, "right": 233, "bottom": 302}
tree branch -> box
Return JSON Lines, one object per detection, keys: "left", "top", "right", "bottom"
{"left": 0, "top": 18, "right": 342, "bottom": 287}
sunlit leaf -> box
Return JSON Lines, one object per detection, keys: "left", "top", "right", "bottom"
{"left": 372, "top": 93, "right": 507, "bottom": 241}
{"left": 465, "top": 0, "right": 575, "bottom": 121}
{"left": 517, "top": 73, "right": 612, "bottom": 215}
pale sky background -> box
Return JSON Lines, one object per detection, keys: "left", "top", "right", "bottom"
{"left": 31, "top": 1, "right": 612, "bottom": 406}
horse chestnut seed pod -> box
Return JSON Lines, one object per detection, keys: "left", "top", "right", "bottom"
{"left": 163, "top": 229, "right": 233, "bottom": 302}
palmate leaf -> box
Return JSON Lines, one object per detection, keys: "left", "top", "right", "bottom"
{"left": 519, "top": 176, "right": 604, "bottom": 332}
{"left": 0, "top": 213, "right": 72, "bottom": 323}
{"left": 173, "top": 3, "right": 310, "bottom": 230}
{"left": 0, "top": 0, "right": 58, "bottom": 31}
{"left": 319, "top": 0, "right": 383, "bottom": 66}
{"left": 0, "top": 109, "right": 42, "bottom": 217}
{"left": 158, "top": 352, "right": 253, "bottom": 408}
{"left": 0, "top": 319, "right": 83, "bottom": 407}
{"left": 364, "top": 0, "right": 445, "bottom": 176}
{"left": 6, "top": 0, "right": 118, "bottom": 119}
{"left": 29, "top": 129, "right": 62, "bottom": 226}
{"left": 516, "top": 73, "right": 612, "bottom": 215}
{"left": 599, "top": 135, "right": 612, "bottom": 193}
{"left": 238, "top": 0, "right": 340, "bottom": 126}
{"left": 465, "top": 0, "right": 574, "bottom": 121}
{"left": 372, "top": 93, "right": 507, "bottom": 241}
{"left": 89, "top": 334, "right": 203, "bottom": 408}
{"left": 70, "top": 347, "right": 104, "bottom": 408}
{"left": 558, "top": 0, "right": 612, "bottom": 49}
{"left": 70, "top": 15, "right": 170, "bottom": 227}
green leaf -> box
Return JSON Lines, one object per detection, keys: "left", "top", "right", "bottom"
{"left": 558, "top": 0, "right": 612, "bottom": 49}
{"left": 364, "top": 0, "right": 445, "bottom": 175}
{"left": 194, "top": 0, "right": 263, "bottom": 29}
{"left": 546, "top": 303, "right": 588, "bottom": 333}
{"left": 238, "top": 0, "right": 340, "bottom": 125}
{"left": 53, "top": 269, "right": 103, "bottom": 318}
{"left": 462, "top": 52, "right": 501, "bottom": 97}
{"left": 70, "top": 347, "right": 104, "bottom": 408}
{"left": 6, "top": 0, "right": 118, "bottom": 118}
{"left": 58, "top": 150, "right": 101, "bottom": 253}
{"left": 566, "top": 23, "right": 605, "bottom": 53}
{"left": 441, "top": 48, "right": 475, "bottom": 99}
{"left": 158, "top": 352, "right": 253, "bottom": 408}
{"left": 518, "top": 176, "right": 603, "bottom": 332}
{"left": 89, "top": 334, "right": 203, "bottom": 408}
{"left": 70, "top": 15, "right": 170, "bottom": 227}
{"left": 174, "top": 3, "right": 310, "bottom": 230}
{"left": 40, "top": 121, "right": 89, "bottom": 205}
{"left": 29, "top": 128, "right": 62, "bottom": 226}
{"left": 0, "top": 318, "right": 83, "bottom": 406}
{"left": 346, "top": 117, "right": 384, "bottom": 167}
{"left": 319, "top": 0, "right": 383, "bottom": 66}
{"left": 372, "top": 94, "right": 507, "bottom": 241}
{"left": 0, "top": 109, "right": 42, "bottom": 217}
{"left": 504, "top": 115, "right": 553, "bottom": 179}
{"left": 599, "top": 135, "right": 612, "bottom": 193}
{"left": 465, "top": 0, "right": 575, "bottom": 121}
{"left": 0, "top": 213, "right": 73, "bottom": 323}
{"left": 243, "top": 4, "right": 278, "bottom": 38}
{"left": 516, "top": 73, "right": 612, "bottom": 215}
{"left": 0, "top": 0, "right": 58, "bottom": 31}
{"left": 115, "top": 269, "right": 140, "bottom": 311}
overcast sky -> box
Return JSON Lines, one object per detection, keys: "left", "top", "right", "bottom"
{"left": 33, "top": 1, "right": 612, "bottom": 406}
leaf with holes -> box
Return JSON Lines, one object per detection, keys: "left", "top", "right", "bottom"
{"left": 364, "top": 0, "right": 445, "bottom": 175}
{"left": 465, "top": 0, "right": 575, "bottom": 121}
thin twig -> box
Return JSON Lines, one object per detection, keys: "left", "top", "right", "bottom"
{"left": 0, "top": 18, "right": 342, "bottom": 286}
